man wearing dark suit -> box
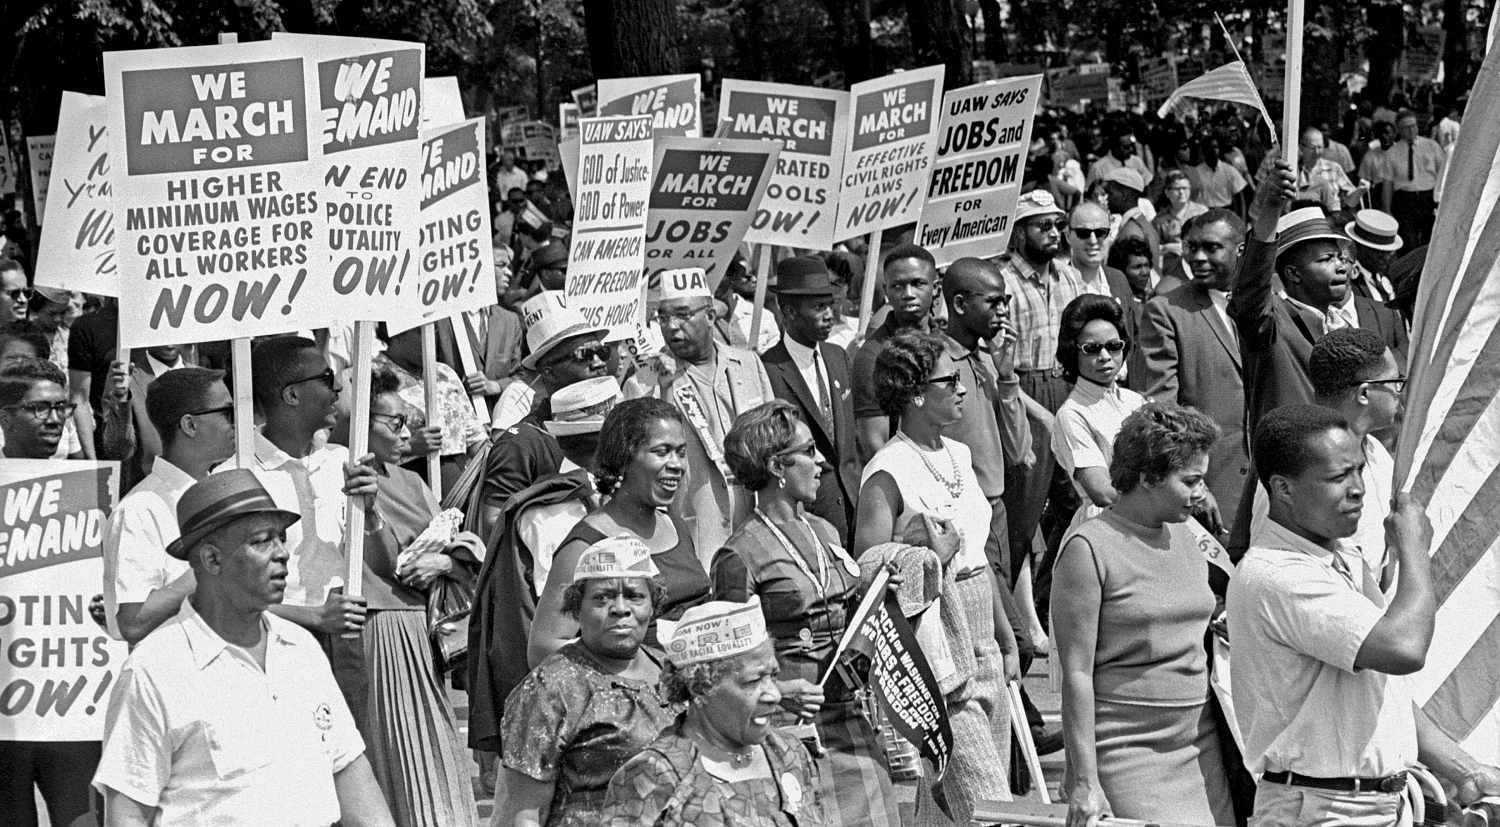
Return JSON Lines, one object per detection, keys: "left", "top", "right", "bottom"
{"left": 1140, "top": 208, "right": 1252, "bottom": 539}
{"left": 436, "top": 301, "right": 525, "bottom": 406}
{"left": 760, "top": 257, "right": 860, "bottom": 545}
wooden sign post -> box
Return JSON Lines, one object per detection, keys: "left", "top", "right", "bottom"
{"left": 342, "top": 321, "right": 375, "bottom": 606}
{"left": 748, "top": 245, "right": 774, "bottom": 350}
{"left": 856, "top": 229, "right": 885, "bottom": 335}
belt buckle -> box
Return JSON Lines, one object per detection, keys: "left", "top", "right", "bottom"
{"left": 1378, "top": 774, "right": 1405, "bottom": 794}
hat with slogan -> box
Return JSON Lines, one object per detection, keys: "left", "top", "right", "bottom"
{"left": 1014, "top": 190, "right": 1065, "bottom": 222}
{"left": 168, "top": 469, "right": 300, "bottom": 560}
{"left": 522, "top": 305, "right": 606, "bottom": 370}
{"left": 1344, "top": 209, "right": 1404, "bottom": 252}
{"left": 658, "top": 596, "right": 770, "bottom": 666}
{"left": 1103, "top": 167, "right": 1146, "bottom": 193}
{"left": 772, "top": 257, "right": 837, "bottom": 297}
{"left": 657, "top": 267, "right": 713, "bottom": 302}
{"left": 545, "top": 376, "right": 622, "bottom": 436}
{"left": 572, "top": 535, "right": 661, "bottom": 583}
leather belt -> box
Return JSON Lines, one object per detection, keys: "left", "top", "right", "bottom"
{"left": 1016, "top": 367, "right": 1065, "bottom": 379}
{"left": 954, "top": 567, "right": 986, "bottom": 583}
{"left": 1262, "top": 770, "right": 1408, "bottom": 794}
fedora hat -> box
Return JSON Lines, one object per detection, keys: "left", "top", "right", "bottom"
{"left": 521, "top": 306, "right": 607, "bottom": 370}
{"left": 1275, "top": 207, "right": 1348, "bottom": 262}
{"left": 167, "top": 469, "right": 300, "bottom": 560}
{"left": 771, "top": 256, "right": 836, "bottom": 297}
{"left": 1344, "top": 209, "right": 1404, "bottom": 252}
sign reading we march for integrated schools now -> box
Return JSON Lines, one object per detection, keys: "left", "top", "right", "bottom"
{"left": 35, "top": 93, "right": 118, "bottom": 297}
{"left": 717, "top": 80, "right": 849, "bottom": 251}
{"left": 837, "top": 65, "right": 945, "bottom": 241}
{"left": 104, "top": 39, "right": 332, "bottom": 348}
{"left": 915, "top": 75, "right": 1042, "bottom": 266}
{"left": 566, "top": 115, "right": 653, "bottom": 337}
{"left": 0, "top": 461, "right": 127, "bottom": 742}
{"left": 598, "top": 74, "right": 702, "bottom": 138}
{"left": 644, "top": 136, "right": 781, "bottom": 291}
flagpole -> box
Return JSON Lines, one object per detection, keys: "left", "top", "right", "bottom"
{"left": 817, "top": 564, "right": 893, "bottom": 688}
{"left": 1282, "top": 0, "right": 1304, "bottom": 162}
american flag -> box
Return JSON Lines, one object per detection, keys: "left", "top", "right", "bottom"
{"left": 1155, "top": 60, "right": 1275, "bottom": 137}
{"left": 1394, "top": 41, "right": 1500, "bottom": 764}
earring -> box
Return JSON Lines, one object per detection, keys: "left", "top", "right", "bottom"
{"left": 913, "top": 396, "right": 925, "bottom": 408}
{"left": 778, "top": 476, "right": 787, "bottom": 490}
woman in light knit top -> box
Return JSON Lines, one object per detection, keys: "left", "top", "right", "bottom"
{"left": 1052, "top": 404, "right": 1234, "bottom": 827}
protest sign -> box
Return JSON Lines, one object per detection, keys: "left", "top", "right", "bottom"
{"left": 558, "top": 136, "right": 580, "bottom": 194}
{"left": 26, "top": 135, "right": 55, "bottom": 220}
{"left": 566, "top": 115, "right": 653, "bottom": 337}
{"left": 559, "top": 103, "right": 580, "bottom": 141}
{"left": 519, "top": 121, "right": 561, "bottom": 169}
{"left": 836, "top": 65, "right": 946, "bottom": 241}
{"left": 572, "top": 84, "right": 598, "bottom": 116}
{"left": 103, "top": 39, "right": 334, "bottom": 348}
{"left": 0, "top": 461, "right": 127, "bottom": 742}
{"left": 0, "top": 130, "right": 15, "bottom": 195}
{"left": 35, "top": 93, "right": 118, "bottom": 296}
{"left": 1140, "top": 56, "right": 1179, "bottom": 106}
{"left": 643, "top": 136, "right": 781, "bottom": 290}
{"left": 1047, "top": 64, "right": 1110, "bottom": 108}
{"left": 423, "top": 76, "right": 465, "bottom": 127}
{"left": 390, "top": 117, "right": 495, "bottom": 335}
{"left": 914, "top": 76, "right": 1042, "bottom": 266}
{"left": 598, "top": 74, "right": 702, "bottom": 138}
{"left": 717, "top": 80, "right": 849, "bottom": 250}
{"left": 496, "top": 105, "right": 529, "bottom": 126}
{"left": 287, "top": 35, "right": 426, "bottom": 326}
{"left": 843, "top": 592, "right": 952, "bottom": 778}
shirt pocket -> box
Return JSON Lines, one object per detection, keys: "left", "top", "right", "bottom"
{"left": 204, "top": 720, "right": 275, "bottom": 780}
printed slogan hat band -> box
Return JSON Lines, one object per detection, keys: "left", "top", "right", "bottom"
{"left": 572, "top": 535, "right": 661, "bottom": 583}
{"left": 545, "top": 376, "right": 623, "bottom": 436}
{"left": 772, "top": 256, "right": 838, "bottom": 297}
{"left": 522, "top": 306, "right": 608, "bottom": 371}
{"left": 168, "top": 469, "right": 300, "bottom": 560}
{"left": 658, "top": 596, "right": 770, "bottom": 666}
{"left": 657, "top": 267, "right": 713, "bottom": 303}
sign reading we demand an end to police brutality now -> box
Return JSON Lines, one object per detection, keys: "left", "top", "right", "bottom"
{"left": 566, "top": 115, "right": 653, "bottom": 337}
{"left": 914, "top": 75, "right": 1042, "bottom": 266}
{"left": 716, "top": 81, "right": 849, "bottom": 251}
{"left": 0, "top": 461, "right": 127, "bottom": 742}
{"left": 836, "top": 65, "right": 945, "bottom": 241}
{"left": 104, "top": 40, "right": 332, "bottom": 348}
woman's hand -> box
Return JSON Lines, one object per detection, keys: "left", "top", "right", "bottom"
{"left": 399, "top": 552, "right": 454, "bottom": 589}
{"left": 409, "top": 424, "right": 444, "bottom": 456}
{"left": 1065, "top": 779, "right": 1112, "bottom": 827}
{"left": 903, "top": 513, "right": 961, "bottom": 567}
{"left": 342, "top": 453, "right": 380, "bottom": 511}
{"left": 777, "top": 679, "right": 824, "bottom": 719}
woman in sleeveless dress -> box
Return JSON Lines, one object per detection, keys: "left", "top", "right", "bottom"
{"left": 853, "top": 329, "right": 1021, "bottom": 827}
{"left": 529, "top": 397, "right": 710, "bottom": 666}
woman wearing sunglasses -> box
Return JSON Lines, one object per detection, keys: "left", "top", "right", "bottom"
{"left": 1052, "top": 294, "right": 1148, "bottom": 536}
{"left": 357, "top": 366, "right": 481, "bottom": 827}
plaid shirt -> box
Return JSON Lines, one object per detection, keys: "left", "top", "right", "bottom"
{"left": 1000, "top": 254, "right": 1085, "bottom": 371}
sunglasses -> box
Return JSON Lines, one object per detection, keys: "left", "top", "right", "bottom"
{"left": 5, "top": 401, "right": 76, "bottom": 421}
{"left": 549, "top": 343, "right": 612, "bottom": 366}
{"left": 1079, "top": 340, "right": 1127, "bottom": 355}
{"left": 1027, "top": 220, "right": 1065, "bottom": 234}
{"left": 2, "top": 287, "right": 32, "bottom": 302}
{"left": 928, "top": 373, "right": 962, "bottom": 392}
{"left": 186, "top": 404, "right": 235, "bottom": 422}
{"left": 282, "top": 368, "right": 337, "bottom": 392}
{"left": 1072, "top": 227, "right": 1109, "bottom": 240}
{"left": 371, "top": 412, "right": 410, "bottom": 432}
{"left": 776, "top": 440, "right": 818, "bottom": 461}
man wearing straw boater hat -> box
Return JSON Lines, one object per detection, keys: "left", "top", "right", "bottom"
{"left": 93, "top": 470, "right": 395, "bottom": 827}
{"left": 647, "top": 266, "right": 773, "bottom": 566}
{"left": 1343, "top": 209, "right": 1404, "bottom": 305}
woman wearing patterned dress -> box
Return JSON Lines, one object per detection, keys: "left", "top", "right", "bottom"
{"left": 853, "top": 328, "right": 1020, "bottom": 827}
{"left": 495, "top": 537, "right": 674, "bottom": 827}
{"left": 600, "top": 598, "right": 826, "bottom": 827}
{"left": 712, "top": 400, "right": 901, "bottom": 827}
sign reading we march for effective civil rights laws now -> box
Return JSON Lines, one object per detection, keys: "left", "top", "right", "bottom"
{"left": 566, "top": 115, "right": 653, "bottom": 338}
{"left": 104, "top": 39, "right": 333, "bottom": 348}
{"left": 716, "top": 80, "right": 849, "bottom": 251}
{"left": 35, "top": 93, "right": 118, "bottom": 297}
{"left": 914, "top": 75, "right": 1042, "bottom": 266}
{"left": 836, "top": 65, "right": 945, "bottom": 241}
{"left": 276, "top": 34, "right": 426, "bottom": 327}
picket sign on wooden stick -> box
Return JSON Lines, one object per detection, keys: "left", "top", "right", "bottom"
{"left": 452, "top": 313, "right": 491, "bottom": 422}
{"left": 116, "top": 326, "right": 131, "bottom": 415}
{"left": 748, "top": 244, "right": 774, "bottom": 350}
{"left": 856, "top": 228, "right": 884, "bottom": 335}
{"left": 1281, "top": 0, "right": 1304, "bottom": 163}
{"left": 420, "top": 323, "right": 443, "bottom": 500}
{"left": 343, "top": 321, "right": 376, "bottom": 605}
{"left": 232, "top": 338, "right": 255, "bottom": 464}
{"left": 1008, "top": 680, "right": 1051, "bottom": 804}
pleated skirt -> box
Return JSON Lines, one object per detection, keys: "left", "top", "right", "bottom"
{"left": 915, "top": 574, "right": 1013, "bottom": 827}
{"left": 363, "top": 609, "right": 479, "bottom": 827}
{"left": 1093, "top": 699, "right": 1234, "bottom": 826}
{"left": 811, "top": 698, "right": 902, "bottom": 827}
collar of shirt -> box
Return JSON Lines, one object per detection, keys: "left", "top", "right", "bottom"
{"left": 178, "top": 600, "right": 286, "bottom": 672}
{"left": 1280, "top": 291, "right": 1358, "bottom": 332}
{"left": 253, "top": 430, "right": 334, "bottom": 471}
{"left": 146, "top": 353, "right": 186, "bottom": 377}
{"left": 1255, "top": 519, "right": 1366, "bottom": 587}
{"left": 147, "top": 456, "right": 198, "bottom": 498}
{"left": 941, "top": 333, "right": 990, "bottom": 363}
{"left": 1068, "top": 376, "right": 1121, "bottom": 405}
{"left": 782, "top": 334, "right": 818, "bottom": 370}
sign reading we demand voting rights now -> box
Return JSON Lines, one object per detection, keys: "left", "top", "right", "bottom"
{"left": 104, "top": 39, "right": 333, "bottom": 348}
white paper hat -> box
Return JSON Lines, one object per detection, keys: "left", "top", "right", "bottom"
{"left": 522, "top": 306, "right": 606, "bottom": 370}
{"left": 521, "top": 290, "right": 567, "bottom": 329}
{"left": 658, "top": 596, "right": 770, "bottom": 666}
{"left": 658, "top": 267, "right": 712, "bottom": 302}
{"left": 572, "top": 535, "right": 660, "bottom": 583}
{"left": 545, "top": 376, "right": 622, "bottom": 436}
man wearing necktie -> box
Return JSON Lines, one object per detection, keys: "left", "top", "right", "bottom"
{"left": 1390, "top": 110, "right": 1445, "bottom": 247}
{"left": 759, "top": 256, "right": 860, "bottom": 545}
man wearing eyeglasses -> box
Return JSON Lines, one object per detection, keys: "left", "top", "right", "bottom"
{"left": 648, "top": 266, "right": 773, "bottom": 566}
{"left": 0, "top": 257, "right": 28, "bottom": 323}
{"left": 104, "top": 368, "right": 236, "bottom": 647}
{"left": 0, "top": 357, "right": 84, "bottom": 460}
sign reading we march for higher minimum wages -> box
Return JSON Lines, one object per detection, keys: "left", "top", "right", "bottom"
{"left": 104, "top": 39, "right": 332, "bottom": 348}
{"left": 836, "top": 65, "right": 946, "bottom": 241}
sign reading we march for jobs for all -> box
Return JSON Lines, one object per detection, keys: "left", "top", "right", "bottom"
{"left": 717, "top": 80, "right": 849, "bottom": 250}
{"left": 915, "top": 75, "right": 1043, "bottom": 266}
{"left": 104, "top": 39, "right": 333, "bottom": 348}
{"left": 837, "top": 65, "right": 946, "bottom": 241}
{"left": 566, "top": 115, "right": 653, "bottom": 338}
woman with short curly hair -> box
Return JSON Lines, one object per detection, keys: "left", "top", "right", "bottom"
{"left": 528, "top": 398, "right": 709, "bottom": 666}
{"left": 1052, "top": 403, "right": 1234, "bottom": 827}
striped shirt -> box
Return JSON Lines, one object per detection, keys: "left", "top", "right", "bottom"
{"left": 1000, "top": 254, "right": 1085, "bottom": 371}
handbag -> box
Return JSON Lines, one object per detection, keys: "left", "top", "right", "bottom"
{"left": 428, "top": 573, "right": 473, "bottom": 671}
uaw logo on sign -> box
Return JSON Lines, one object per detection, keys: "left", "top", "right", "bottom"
{"left": 121, "top": 59, "right": 308, "bottom": 174}
{"left": 851, "top": 79, "right": 935, "bottom": 152}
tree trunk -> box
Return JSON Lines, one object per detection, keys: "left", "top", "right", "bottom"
{"left": 905, "top": 0, "right": 974, "bottom": 90}
{"left": 1365, "top": 0, "right": 1404, "bottom": 103}
{"left": 818, "top": 0, "right": 876, "bottom": 84}
{"left": 1441, "top": 0, "right": 1470, "bottom": 104}
{"left": 977, "top": 0, "right": 1006, "bottom": 61}
{"left": 581, "top": 0, "right": 680, "bottom": 78}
